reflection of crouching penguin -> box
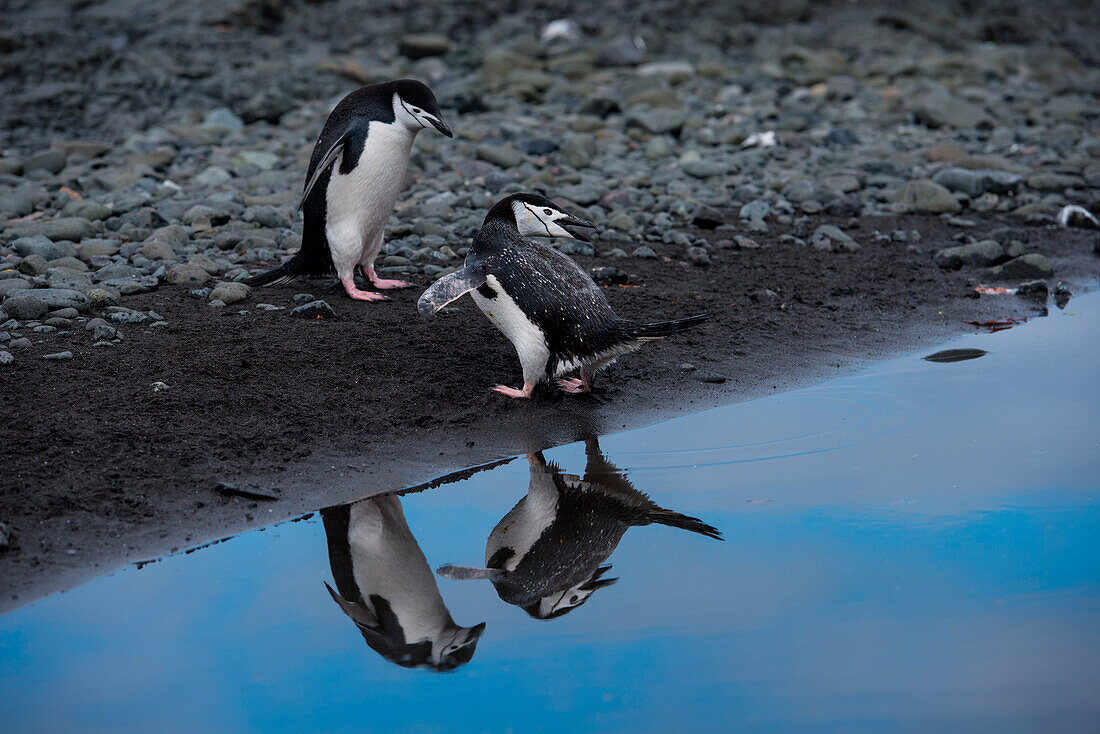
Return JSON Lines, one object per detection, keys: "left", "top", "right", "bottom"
{"left": 439, "top": 438, "right": 723, "bottom": 619}
{"left": 322, "top": 495, "right": 485, "bottom": 671}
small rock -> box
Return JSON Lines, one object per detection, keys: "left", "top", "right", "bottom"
{"left": 43, "top": 351, "right": 73, "bottom": 360}
{"left": 632, "top": 246, "right": 658, "bottom": 259}
{"left": 891, "top": 180, "right": 961, "bottom": 214}
{"left": 475, "top": 144, "right": 524, "bottom": 169}
{"left": 910, "top": 86, "right": 990, "bottom": 129}
{"left": 691, "top": 205, "right": 725, "bottom": 229}
{"left": 679, "top": 151, "right": 724, "bottom": 178}
{"left": 0, "top": 295, "right": 47, "bottom": 320}
{"left": 596, "top": 37, "right": 645, "bottom": 67}
{"left": 1026, "top": 172, "right": 1085, "bottom": 192}
{"left": 166, "top": 264, "right": 212, "bottom": 286}
{"left": 686, "top": 246, "right": 711, "bottom": 266}
{"left": 93, "top": 324, "right": 117, "bottom": 340}
{"left": 933, "top": 241, "right": 1005, "bottom": 269}
{"left": 0, "top": 350, "right": 12, "bottom": 365}
{"left": 988, "top": 254, "right": 1053, "bottom": 280}
{"left": 740, "top": 200, "right": 770, "bottom": 221}
{"left": 0, "top": 279, "right": 33, "bottom": 297}
{"left": 106, "top": 310, "right": 153, "bottom": 325}
{"left": 9, "top": 218, "right": 94, "bottom": 243}
{"left": 590, "top": 267, "right": 629, "bottom": 285}
{"left": 141, "top": 239, "right": 178, "bottom": 262}
{"left": 691, "top": 370, "right": 727, "bottom": 384}
{"left": 241, "top": 89, "right": 296, "bottom": 124}
{"left": 399, "top": 33, "right": 450, "bottom": 59}
{"left": 85, "top": 286, "right": 121, "bottom": 310}
{"left": 202, "top": 107, "right": 244, "bottom": 131}
{"left": 290, "top": 300, "right": 336, "bottom": 319}
{"left": 209, "top": 281, "right": 250, "bottom": 305}
{"left": 23, "top": 149, "right": 66, "bottom": 174}
{"left": 558, "top": 183, "right": 604, "bottom": 206}
{"left": 12, "top": 235, "right": 78, "bottom": 261}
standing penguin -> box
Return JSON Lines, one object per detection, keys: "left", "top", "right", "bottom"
{"left": 245, "top": 79, "right": 452, "bottom": 301}
{"left": 418, "top": 193, "right": 708, "bottom": 398}
{"left": 437, "top": 438, "right": 723, "bottom": 619}
{"left": 321, "top": 494, "right": 485, "bottom": 671}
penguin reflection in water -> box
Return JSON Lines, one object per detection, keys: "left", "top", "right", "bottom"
{"left": 245, "top": 79, "right": 452, "bottom": 301}
{"left": 321, "top": 495, "right": 485, "bottom": 671}
{"left": 418, "top": 193, "right": 709, "bottom": 398}
{"left": 437, "top": 438, "right": 722, "bottom": 619}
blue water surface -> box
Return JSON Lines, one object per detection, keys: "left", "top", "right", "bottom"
{"left": 1, "top": 293, "right": 1098, "bottom": 733}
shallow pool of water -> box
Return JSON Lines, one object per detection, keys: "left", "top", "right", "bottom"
{"left": 2, "top": 292, "right": 1098, "bottom": 733}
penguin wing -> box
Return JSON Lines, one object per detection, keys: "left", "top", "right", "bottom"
{"left": 417, "top": 264, "right": 487, "bottom": 316}
{"left": 492, "top": 245, "right": 630, "bottom": 357}
{"left": 298, "top": 126, "right": 359, "bottom": 210}
{"left": 324, "top": 580, "right": 381, "bottom": 630}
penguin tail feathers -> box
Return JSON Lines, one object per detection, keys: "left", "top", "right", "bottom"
{"left": 629, "top": 313, "right": 710, "bottom": 340}
{"left": 242, "top": 252, "right": 306, "bottom": 288}
{"left": 644, "top": 508, "right": 724, "bottom": 540}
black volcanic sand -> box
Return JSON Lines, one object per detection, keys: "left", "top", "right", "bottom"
{"left": 1, "top": 213, "right": 1096, "bottom": 612}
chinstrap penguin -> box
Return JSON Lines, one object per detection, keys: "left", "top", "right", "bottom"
{"left": 322, "top": 494, "right": 485, "bottom": 671}
{"left": 418, "top": 193, "right": 709, "bottom": 398}
{"left": 245, "top": 79, "right": 452, "bottom": 301}
{"left": 437, "top": 438, "right": 723, "bottom": 619}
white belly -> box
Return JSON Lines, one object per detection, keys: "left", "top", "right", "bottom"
{"left": 347, "top": 496, "right": 452, "bottom": 642}
{"left": 325, "top": 121, "right": 414, "bottom": 268}
{"left": 471, "top": 275, "right": 550, "bottom": 383}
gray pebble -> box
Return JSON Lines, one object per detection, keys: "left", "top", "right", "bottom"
{"left": 290, "top": 300, "right": 336, "bottom": 319}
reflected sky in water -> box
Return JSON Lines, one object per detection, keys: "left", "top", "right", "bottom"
{"left": 1, "top": 293, "right": 1098, "bottom": 733}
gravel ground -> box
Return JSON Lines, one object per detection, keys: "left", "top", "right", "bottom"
{"left": 0, "top": 0, "right": 1098, "bottom": 608}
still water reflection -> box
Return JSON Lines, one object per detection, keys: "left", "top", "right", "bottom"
{"left": 321, "top": 496, "right": 485, "bottom": 671}
{"left": 0, "top": 292, "right": 1097, "bottom": 733}
{"left": 436, "top": 439, "right": 722, "bottom": 620}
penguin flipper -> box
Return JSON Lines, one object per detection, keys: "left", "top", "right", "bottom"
{"left": 417, "top": 265, "right": 486, "bottom": 316}
{"left": 323, "top": 580, "right": 380, "bottom": 630}
{"left": 436, "top": 565, "right": 499, "bottom": 581}
{"left": 298, "top": 131, "right": 350, "bottom": 210}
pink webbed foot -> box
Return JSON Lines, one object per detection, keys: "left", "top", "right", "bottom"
{"left": 371, "top": 278, "right": 412, "bottom": 290}
{"left": 362, "top": 266, "right": 412, "bottom": 290}
{"left": 341, "top": 277, "right": 388, "bottom": 302}
{"left": 492, "top": 383, "right": 535, "bottom": 399}
{"left": 556, "top": 378, "right": 592, "bottom": 394}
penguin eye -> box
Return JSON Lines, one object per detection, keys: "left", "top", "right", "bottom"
{"left": 570, "top": 595, "right": 578, "bottom": 603}
{"left": 543, "top": 208, "right": 554, "bottom": 216}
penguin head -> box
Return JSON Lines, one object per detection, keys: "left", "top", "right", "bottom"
{"left": 523, "top": 565, "right": 619, "bottom": 620}
{"left": 432, "top": 621, "right": 488, "bottom": 671}
{"left": 390, "top": 79, "right": 452, "bottom": 137}
{"left": 487, "top": 193, "right": 598, "bottom": 241}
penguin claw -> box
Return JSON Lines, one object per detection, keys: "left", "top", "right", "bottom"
{"left": 341, "top": 276, "right": 389, "bottom": 301}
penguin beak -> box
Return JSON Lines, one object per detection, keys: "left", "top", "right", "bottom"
{"left": 427, "top": 115, "right": 453, "bottom": 138}
{"left": 560, "top": 215, "right": 598, "bottom": 242}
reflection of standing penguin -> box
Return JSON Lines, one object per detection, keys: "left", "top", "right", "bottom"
{"left": 439, "top": 438, "right": 722, "bottom": 618}
{"left": 322, "top": 495, "right": 484, "bottom": 671}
